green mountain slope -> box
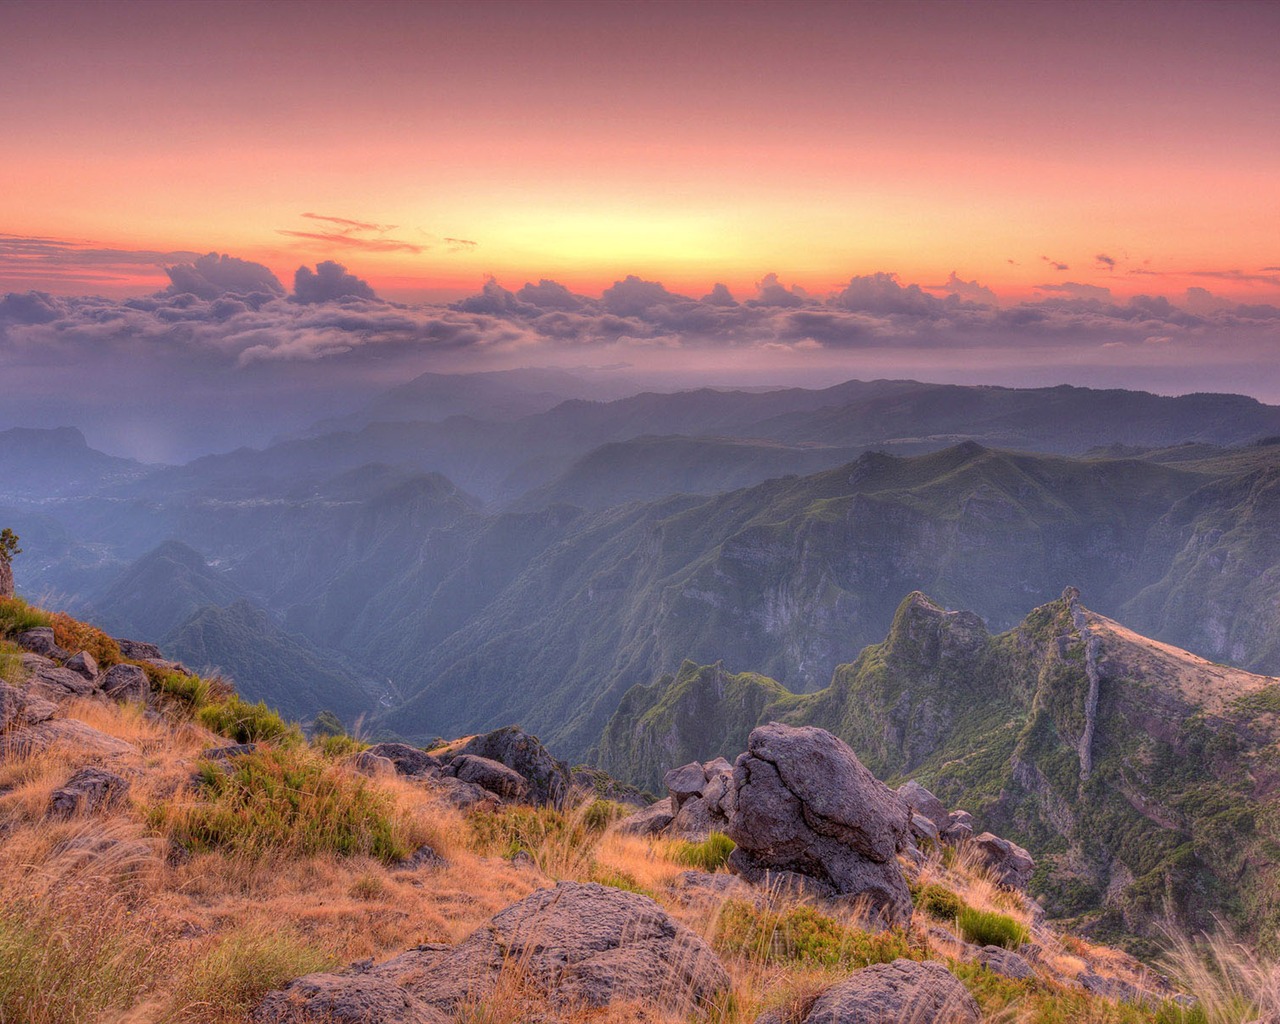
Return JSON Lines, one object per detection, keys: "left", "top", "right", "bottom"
{"left": 599, "top": 590, "right": 1280, "bottom": 951}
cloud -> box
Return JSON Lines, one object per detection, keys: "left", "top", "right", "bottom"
{"left": 163, "top": 253, "right": 285, "bottom": 299}
{"left": 1041, "top": 256, "right": 1070, "bottom": 271}
{"left": 517, "top": 279, "right": 587, "bottom": 311}
{"left": 1035, "top": 282, "right": 1114, "bottom": 302}
{"left": 601, "top": 275, "right": 690, "bottom": 315}
{"left": 0, "top": 233, "right": 202, "bottom": 287}
{"left": 444, "top": 238, "right": 478, "bottom": 252}
{"left": 749, "top": 273, "right": 806, "bottom": 308}
{"left": 278, "top": 212, "right": 426, "bottom": 254}
{"left": 1095, "top": 253, "right": 1118, "bottom": 270}
{"left": 301, "top": 212, "right": 393, "bottom": 233}
{"left": 941, "top": 272, "right": 998, "bottom": 305}
{"left": 831, "top": 272, "right": 947, "bottom": 316}
{"left": 702, "top": 283, "right": 738, "bottom": 307}
{"left": 292, "top": 261, "right": 378, "bottom": 303}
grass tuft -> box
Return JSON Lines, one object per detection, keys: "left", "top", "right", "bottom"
{"left": 197, "top": 695, "right": 299, "bottom": 745}
{"left": 49, "top": 612, "right": 121, "bottom": 666}
{"left": 956, "top": 906, "right": 1030, "bottom": 949}
{"left": 670, "top": 832, "right": 736, "bottom": 872}
{"left": 713, "top": 898, "right": 919, "bottom": 969}
{"left": 0, "top": 597, "right": 51, "bottom": 638}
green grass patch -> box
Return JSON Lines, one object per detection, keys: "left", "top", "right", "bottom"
{"left": 956, "top": 906, "right": 1030, "bottom": 949}
{"left": 950, "top": 960, "right": 1164, "bottom": 1024}
{"left": 0, "top": 597, "right": 51, "bottom": 638}
{"left": 581, "top": 798, "right": 629, "bottom": 832}
{"left": 197, "top": 695, "right": 299, "bottom": 745}
{"left": 670, "top": 832, "right": 736, "bottom": 872}
{"left": 315, "top": 733, "right": 368, "bottom": 758}
{"left": 0, "top": 640, "right": 23, "bottom": 684}
{"left": 154, "top": 746, "right": 420, "bottom": 862}
{"left": 915, "top": 882, "right": 967, "bottom": 920}
{"left": 167, "top": 924, "right": 335, "bottom": 1023}
{"left": 713, "top": 898, "right": 919, "bottom": 969}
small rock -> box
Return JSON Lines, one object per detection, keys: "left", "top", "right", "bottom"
{"left": 664, "top": 761, "right": 708, "bottom": 809}
{"left": 0, "top": 682, "right": 26, "bottom": 730}
{"left": 101, "top": 663, "right": 149, "bottom": 703}
{"left": 351, "top": 751, "right": 396, "bottom": 778}
{"left": 911, "top": 810, "right": 941, "bottom": 845}
{"left": 16, "top": 627, "right": 68, "bottom": 661}
{"left": 975, "top": 945, "right": 1036, "bottom": 980}
{"left": 764, "top": 959, "right": 980, "bottom": 1024}
{"left": 202, "top": 743, "right": 258, "bottom": 763}
{"left": 5, "top": 719, "right": 136, "bottom": 759}
{"left": 396, "top": 843, "right": 446, "bottom": 870}
{"left": 898, "top": 779, "right": 951, "bottom": 829}
{"left": 116, "top": 638, "right": 164, "bottom": 661}
{"left": 452, "top": 754, "right": 529, "bottom": 801}
{"left": 432, "top": 775, "right": 501, "bottom": 811}
{"left": 21, "top": 654, "right": 98, "bottom": 700}
{"left": 615, "top": 796, "right": 675, "bottom": 836}
{"left": 49, "top": 766, "right": 130, "bottom": 818}
{"left": 63, "top": 651, "right": 99, "bottom": 681}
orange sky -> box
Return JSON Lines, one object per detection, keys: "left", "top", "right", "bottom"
{"left": 2, "top": 0, "right": 1278, "bottom": 304}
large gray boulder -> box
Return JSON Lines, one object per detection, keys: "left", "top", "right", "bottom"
{"left": 665, "top": 761, "right": 709, "bottom": 808}
{"left": 898, "top": 779, "right": 950, "bottom": 829}
{"left": 363, "top": 742, "right": 441, "bottom": 778}
{"left": 16, "top": 627, "right": 67, "bottom": 660}
{"left": 255, "top": 882, "right": 729, "bottom": 1021}
{"left": 757, "top": 959, "right": 980, "bottom": 1024}
{"left": 727, "top": 723, "right": 913, "bottom": 926}
{"left": 49, "top": 766, "right": 131, "bottom": 818}
{"left": 971, "top": 832, "right": 1035, "bottom": 890}
{"left": 448, "top": 726, "right": 570, "bottom": 807}
{"left": 21, "top": 654, "right": 98, "bottom": 701}
{"left": 0, "top": 681, "right": 26, "bottom": 731}
{"left": 63, "top": 651, "right": 99, "bottom": 681}
{"left": 615, "top": 796, "right": 676, "bottom": 837}
{"left": 450, "top": 753, "right": 528, "bottom": 802}
{"left": 115, "top": 638, "right": 164, "bottom": 661}
{"left": 4, "top": 719, "right": 137, "bottom": 759}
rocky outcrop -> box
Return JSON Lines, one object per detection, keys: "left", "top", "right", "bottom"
{"left": 727, "top": 723, "right": 913, "bottom": 925}
{"left": 16, "top": 627, "right": 67, "bottom": 660}
{"left": 254, "top": 882, "right": 729, "bottom": 1021}
{"left": 898, "top": 779, "right": 950, "bottom": 830}
{"left": 101, "top": 663, "right": 149, "bottom": 703}
{"left": 974, "top": 945, "right": 1035, "bottom": 980}
{"left": 64, "top": 651, "right": 99, "bottom": 681}
{"left": 363, "top": 742, "right": 441, "bottom": 778}
{"left": 48, "top": 766, "right": 131, "bottom": 818}
{"left": 615, "top": 796, "right": 675, "bottom": 836}
{"left": 757, "top": 959, "right": 980, "bottom": 1024}
{"left": 970, "top": 832, "right": 1035, "bottom": 891}
{"left": 448, "top": 754, "right": 529, "bottom": 802}
{"left": 446, "top": 726, "right": 570, "bottom": 807}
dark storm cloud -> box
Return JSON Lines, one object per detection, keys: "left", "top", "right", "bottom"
{"left": 292, "top": 261, "right": 378, "bottom": 304}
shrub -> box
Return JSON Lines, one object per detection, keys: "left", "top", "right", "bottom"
{"left": 316, "top": 733, "right": 367, "bottom": 758}
{"left": 714, "top": 899, "right": 918, "bottom": 968}
{"left": 467, "top": 805, "right": 598, "bottom": 877}
{"left": 916, "top": 883, "right": 966, "bottom": 920}
{"left": 154, "top": 746, "right": 419, "bottom": 862}
{"left": 581, "top": 798, "right": 628, "bottom": 832}
{"left": 0, "top": 641, "right": 22, "bottom": 683}
{"left": 167, "top": 925, "right": 335, "bottom": 1024}
{"left": 588, "top": 867, "right": 656, "bottom": 898}
{"left": 0, "top": 597, "right": 51, "bottom": 638}
{"left": 149, "top": 668, "right": 230, "bottom": 713}
{"left": 197, "top": 695, "right": 299, "bottom": 745}
{"left": 956, "top": 906, "right": 1030, "bottom": 949}
{"left": 49, "top": 612, "right": 121, "bottom": 666}
{"left": 671, "top": 831, "right": 736, "bottom": 872}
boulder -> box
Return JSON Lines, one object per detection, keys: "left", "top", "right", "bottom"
{"left": 115, "top": 638, "right": 164, "bottom": 661}
{"left": 760, "top": 959, "right": 980, "bottom": 1024}
{"left": 911, "top": 810, "right": 941, "bottom": 845}
{"left": 16, "top": 627, "right": 68, "bottom": 660}
{"left": 21, "top": 654, "right": 98, "bottom": 700}
{"left": 432, "top": 775, "right": 501, "bottom": 811}
{"left": 4, "top": 719, "right": 136, "bottom": 759}
{"left": 64, "top": 651, "right": 99, "bottom": 681}
{"left": 448, "top": 726, "right": 571, "bottom": 807}
{"left": 615, "top": 796, "right": 676, "bottom": 836}
{"left": 202, "top": 743, "right": 258, "bottom": 763}
{"left": 48, "top": 766, "right": 131, "bottom": 818}
{"left": 727, "top": 723, "right": 913, "bottom": 926}
{"left": 942, "top": 810, "right": 975, "bottom": 844}
{"left": 255, "top": 882, "right": 729, "bottom": 1020}
{"left": 363, "top": 742, "right": 440, "bottom": 778}
{"left": 351, "top": 751, "right": 396, "bottom": 778}
{"left": 451, "top": 753, "right": 529, "bottom": 801}
{"left": 975, "top": 944, "right": 1036, "bottom": 980}
{"left": 971, "top": 832, "right": 1035, "bottom": 890}
{"left": 101, "top": 663, "right": 149, "bottom": 703}
{"left": 898, "top": 779, "right": 950, "bottom": 829}
{"left": 0, "top": 681, "right": 26, "bottom": 731}
{"left": 664, "top": 761, "right": 709, "bottom": 808}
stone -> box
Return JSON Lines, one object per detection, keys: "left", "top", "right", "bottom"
{"left": 0, "top": 681, "right": 26, "bottom": 731}
{"left": 667, "top": 870, "right": 763, "bottom": 908}
{"left": 727, "top": 723, "right": 913, "bottom": 926}
{"left": 116, "top": 638, "right": 164, "bottom": 661}
{"left": 395, "top": 843, "right": 446, "bottom": 870}
{"left": 202, "top": 743, "right": 258, "bottom": 763}
{"left": 101, "top": 663, "right": 149, "bottom": 703}
{"left": 16, "top": 627, "right": 68, "bottom": 660}
{"left": 48, "top": 766, "right": 131, "bottom": 818}
{"left": 63, "top": 650, "right": 99, "bottom": 681}
{"left": 363, "top": 742, "right": 441, "bottom": 778}
{"left": 911, "top": 810, "right": 941, "bottom": 845}
{"left": 941, "top": 810, "right": 975, "bottom": 844}
{"left": 432, "top": 775, "right": 501, "bottom": 811}
{"left": 351, "top": 751, "right": 396, "bottom": 777}
{"left": 664, "top": 761, "right": 708, "bottom": 808}
{"left": 898, "top": 779, "right": 951, "bottom": 829}
{"left": 21, "top": 654, "right": 98, "bottom": 700}
{"left": 970, "top": 832, "right": 1036, "bottom": 890}
{"left": 452, "top": 753, "right": 529, "bottom": 801}
{"left": 762, "top": 959, "right": 980, "bottom": 1024}
{"left": 4, "top": 719, "right": 136, "bottom": 759}
{"left": 615, "top": 796, "right": 675, "bottom": 836}
{"left": 448, "top": 726, "right": 571, "bottom": 808}
{"left": 975, "top": 945, "right": 1036, "bottom": 980}
{"left": 255, "top": 882, "right": 729, "bottom": 1020}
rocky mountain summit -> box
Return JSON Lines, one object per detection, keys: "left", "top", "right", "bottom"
{"left": 1, "top": 592, "right": 1231, "bottom": 1023}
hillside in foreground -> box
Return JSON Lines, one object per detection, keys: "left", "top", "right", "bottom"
{"left": 0, "top": 593, "right": 1256, "bottom": 1023}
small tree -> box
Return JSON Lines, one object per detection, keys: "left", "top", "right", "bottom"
{"left": 0, "top": 529, "right": 18, "bottom": 566}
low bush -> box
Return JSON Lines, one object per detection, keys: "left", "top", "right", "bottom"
{"left": 915, "top": 883, "right": 966, "bottom": 920}
{"left": 49, "top": 612, "right": 121, "bottom": 666}
{"left": 197, "top": 695, "right": 299, "bottom": 745}
{"left": 154, "top": 746, "right": 419, "bottom": 862}
{"left": 956, "top": 906, "right": 1030, "bottom": 949}
{"left": 0, "top": 597, "right": 51, "bottom": 638}
{"left": 713, "top": 899, "right": 918, "bottom": 969}
{"left": 315, "top": 733, "right": 367, "bottom": 758}
{"left": 671, "top": 831, "right": 736, "bottom": 872}
{"left": 167, "top": 925, "right": 335, "bottom": 1024}
{"left": 149, "top": 668, "right": 231, "bottom": 714}
{"left": 581, "top": 798, "right": 629, "bottom": 832}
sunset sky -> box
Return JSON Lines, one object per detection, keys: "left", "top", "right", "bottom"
{"left": 3, "top": 0, "right": 1278, "bottom": 304}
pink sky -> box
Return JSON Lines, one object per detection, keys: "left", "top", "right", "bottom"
{"left": 2, "top": 0, "right": 1278, "bottom": 306}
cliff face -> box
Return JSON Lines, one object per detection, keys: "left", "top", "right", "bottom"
{"left": 601, "top": 589, "right": 1280, "bottom": 949}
